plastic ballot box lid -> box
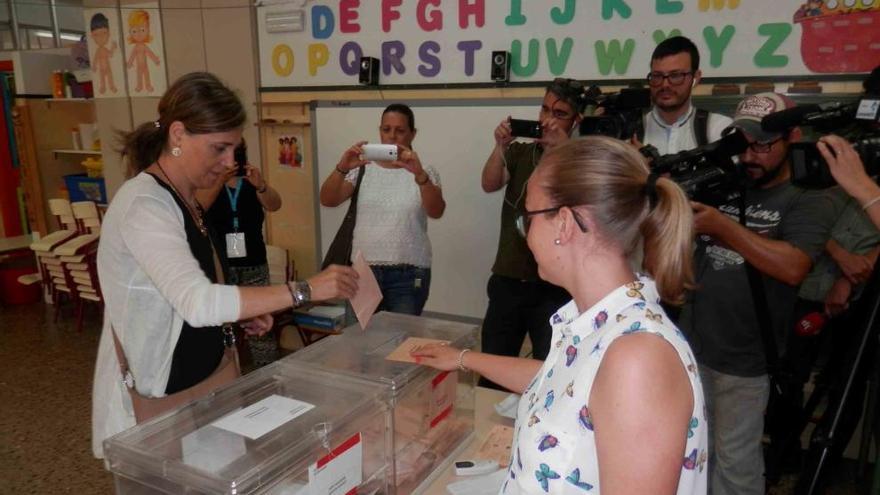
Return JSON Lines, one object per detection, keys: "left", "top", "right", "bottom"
{"left": 290, "top": 311, "right": 478, "bottom": 392}
{"left": 104, "top": 361, "right": 393, "bottom": 495}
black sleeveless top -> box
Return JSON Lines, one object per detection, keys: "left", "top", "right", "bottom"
{"left": 147, "top": 174, "right": 226, "bottom": 394}
{"left": 206, "top": 179, "right": 268, "bottom": 267}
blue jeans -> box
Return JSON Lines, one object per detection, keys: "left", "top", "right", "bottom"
{"left": 370, "top": 265, "right": 431, "bottom": 316}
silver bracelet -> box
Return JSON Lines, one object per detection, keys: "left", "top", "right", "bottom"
{"left": 457, "top": 348, "right": 471, "bottom": 372}
{"left": 862, "top": 195, "right": 880, "bottom": 211}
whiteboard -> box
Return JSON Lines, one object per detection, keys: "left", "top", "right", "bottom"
{"left": 313, "top": 99, "right": 541, "bottom": 319}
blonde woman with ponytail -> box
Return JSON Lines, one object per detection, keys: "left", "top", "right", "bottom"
{"left": 413, "top": 136, "right": 707, "bottom": 494}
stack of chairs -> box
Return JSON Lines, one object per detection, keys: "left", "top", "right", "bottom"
{"left": 28, "top": 199, "right": 81, "bottom": 310}
{"left": 25, "top": 199, "right": 103, "bottom": 331}
{"left": 58, "top": 201, "right": 103, "bottom": 332}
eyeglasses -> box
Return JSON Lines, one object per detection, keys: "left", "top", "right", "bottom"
{"left": 515, "top": 206, "right": 589, "bottom": 238}
{"left": 747, "top": 137, "right": 783, "bottom": 154}
{"left": 646, "top": 71, "right": 693, "bottom": 87}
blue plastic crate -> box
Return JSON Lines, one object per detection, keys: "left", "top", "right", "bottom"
{"left": 64, "top": 174, "right": 106, "bottom": 204}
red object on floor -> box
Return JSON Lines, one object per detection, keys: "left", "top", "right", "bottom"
{"left": 0, "top": 266, "right": 41, "bottom": 304}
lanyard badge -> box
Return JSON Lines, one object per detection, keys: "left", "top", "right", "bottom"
{"left": 225, "top": 178, "right": 247, "bottom": 258}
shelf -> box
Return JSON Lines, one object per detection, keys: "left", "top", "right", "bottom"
{"left": 53, "top": 149, "right": 102, "bottom": 157}
{"left": 256, "top": 117, "right": 310, "bottom": 127}
{"left": 45, "top": 98, "right": 92, "bottom": 102}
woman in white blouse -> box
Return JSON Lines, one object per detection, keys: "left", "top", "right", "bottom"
{"left": 320, "top": 103, "right": 446, "bottom": 315}
{"left": 92, "top": 72, "right": 358, "bottom": 458}
{"left": 413, "top": 137, "right": 708, "bottom": 494}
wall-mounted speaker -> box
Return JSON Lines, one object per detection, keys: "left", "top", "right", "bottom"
{"left": 491, "top": 51, "right": 510, "bottom": 83}
{"left": 359, "top": 57, "right": 379, "bottom": 86}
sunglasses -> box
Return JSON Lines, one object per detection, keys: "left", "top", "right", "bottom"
{"left": 515, "top": 206, "right": 589, "bottom": 238}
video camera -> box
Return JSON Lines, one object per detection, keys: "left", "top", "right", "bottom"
{"left": 640, "top": 129, "right": 750, "bottom": 205}
{"left": 760, "top": 97, "right": 880, "bottom": 188}
{"left": 579, "top": 86, "right": 651, "bottom": 140}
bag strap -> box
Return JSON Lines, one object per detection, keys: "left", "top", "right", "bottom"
{"left": 694, "top": 108, "right": 710, "bottom": 147}
{"left": 112, "top": 234, "right": 233, "bottom": 392}
{"left": 348, "top": 166, "right": 365, "bottom": 218}
{"left": 737, "top": 190, "right": 779, "bottom": 375}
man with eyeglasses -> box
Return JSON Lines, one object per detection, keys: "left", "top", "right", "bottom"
{"left": 478, "top": 78, "right": 585, "bottom": 389}
{"left": 640, "top": 36, "right": 732, "bottom": 155}
{"left": 677, "top": 92, "right": 834, "bottom": 495}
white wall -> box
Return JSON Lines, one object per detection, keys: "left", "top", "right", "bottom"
{"left": 314, "top": 98, "right": 542, "bottom": 319}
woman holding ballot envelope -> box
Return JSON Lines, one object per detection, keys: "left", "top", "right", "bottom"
{"left": 412, "top": 136, "right": 707, "bottom": 494}
{"left": 320, "top": 103, "right": 446, "bottom": 316}
{"left": 92, "top": 72, "right": 358, "bottom": 459}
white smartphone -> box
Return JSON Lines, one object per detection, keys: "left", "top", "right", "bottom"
{"left": 361, "top": 143, "right": 398, "bottom": 161}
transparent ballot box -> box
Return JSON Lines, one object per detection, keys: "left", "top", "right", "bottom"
{"left": 288, "top": 312, "right": 478, "bottom": 493}
{"left": 104, "top": 363, "right": 393, "bottom": 494}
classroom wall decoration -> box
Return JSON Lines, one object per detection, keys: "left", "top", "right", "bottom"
{"left": 278, "top": 133, "right": 304, "bottom": 169}
{"left": 256, "top": 0, "right": 880, "bottom": 89}
{"left": 121, "top": 4, "right": 167, "bottom": 97}
{"left": 83, "top": 8, "right": 127, "bottom": 98}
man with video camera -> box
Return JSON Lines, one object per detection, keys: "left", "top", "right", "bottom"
{"left": 478, "top": 78, "right": 585, "bottom": 389}
{"left": 640, "top": 36, "right": 732, "bottom": 154}
{"left": 678, "top": 92, "right": 835, "bottom": 495}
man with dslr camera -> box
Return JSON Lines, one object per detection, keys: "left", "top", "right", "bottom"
{"left": 478, "top": 78, "right": 584, "bottom": 388}
{"left": 678, "top": 92, "right": 834, "bottom": 495}
{"left": 641, "top": 36, "right": 732, "bottom": 154}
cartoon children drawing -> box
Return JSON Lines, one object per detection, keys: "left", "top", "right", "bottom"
{"left": 278, "top": 137, "right": 290, "bottom": 165}
{"left": 125, "top": 10, "right": 160, "bottom": 93}
{"left": 289, "top": 136, "right": 302, "bottom": 167}
{"left": 90, "top": 13, "right": 118, "bottom": 95}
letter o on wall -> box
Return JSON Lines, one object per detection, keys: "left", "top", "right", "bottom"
{"left": 272, "top": 44, "right": 294, "bottom": 77}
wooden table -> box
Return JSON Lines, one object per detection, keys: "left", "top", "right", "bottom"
{"left": 422, "top": 386, "right": 515, "bottom": 494}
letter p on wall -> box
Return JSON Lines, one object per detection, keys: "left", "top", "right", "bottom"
{"left": 309, "top": 43, "right": 330, "bottom": 76}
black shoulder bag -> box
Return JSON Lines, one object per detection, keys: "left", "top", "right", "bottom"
{"left": 321, "top": 167, "right": 365, "bottom": 269}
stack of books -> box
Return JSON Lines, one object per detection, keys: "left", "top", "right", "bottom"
{"left": 291, "top": 305, "right": 346, "bottom": 330}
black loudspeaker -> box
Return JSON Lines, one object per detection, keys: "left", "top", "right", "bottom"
{"left": 491, "top": 51, "right": 510, "bottom": 83}
{"left": 359, "top": 57, "right": 379, "bottom": 86}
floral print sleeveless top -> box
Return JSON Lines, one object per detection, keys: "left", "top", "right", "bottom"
{"left": 501, "top": 276, "right": 708, "bottom": 494}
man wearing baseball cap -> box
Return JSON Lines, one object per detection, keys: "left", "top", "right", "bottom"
{"left": 677, "top": 92, "right": 835, "bottom": 495}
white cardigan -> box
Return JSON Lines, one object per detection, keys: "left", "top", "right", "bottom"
{"left": 91, "top": 173, "right": 241, "bottom": 458}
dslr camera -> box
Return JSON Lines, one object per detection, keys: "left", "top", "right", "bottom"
{"left": 760, "top": 96, "right": 880, "bottom": 188}
{"left": 579, "top": 86, "right": 652, "bottom": 140}
{"left": 641, "top": 129, "right": 750, "bottom": 206}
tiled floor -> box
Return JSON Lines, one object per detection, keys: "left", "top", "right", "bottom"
{"left": 0, "top": 300, "right": 872, "bottom": 494}
{"left": 0, "top": 301, "right": 112, "bottom": 494}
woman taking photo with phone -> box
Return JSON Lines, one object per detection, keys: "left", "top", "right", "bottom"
{"left": 413, "top": 136, "right": 707, "bottom": 494}
{"left": 319, "top": 103, "right": 445, "bottom": 316}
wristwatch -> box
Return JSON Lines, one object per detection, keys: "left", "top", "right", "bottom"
{"left": 288, "top": 280, "right": 312, "bottom": 307}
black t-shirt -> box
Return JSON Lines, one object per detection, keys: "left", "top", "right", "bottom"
{"left": 148, "top": 174, "right": 225, "bottom": 395}
{"left": 678, "top": 182, "right": 834, "bottom": 377}
{"left": 207, "top": 179, "right": 268, "bottom": 267}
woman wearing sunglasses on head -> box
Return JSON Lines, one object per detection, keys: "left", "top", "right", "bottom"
{"left": 413, "top": 136, "right": 707, "bottom": 494}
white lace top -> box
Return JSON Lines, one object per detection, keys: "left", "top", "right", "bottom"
{"left": 345, "top": 163, "right": 441, "bottom": 267}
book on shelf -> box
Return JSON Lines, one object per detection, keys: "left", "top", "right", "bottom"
{"left": 292, "top": 305, "right": 346, "bottom": 329}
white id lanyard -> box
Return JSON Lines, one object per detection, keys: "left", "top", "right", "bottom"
{"left": 224, "top": 178, "right": 247, "bottom": 258}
